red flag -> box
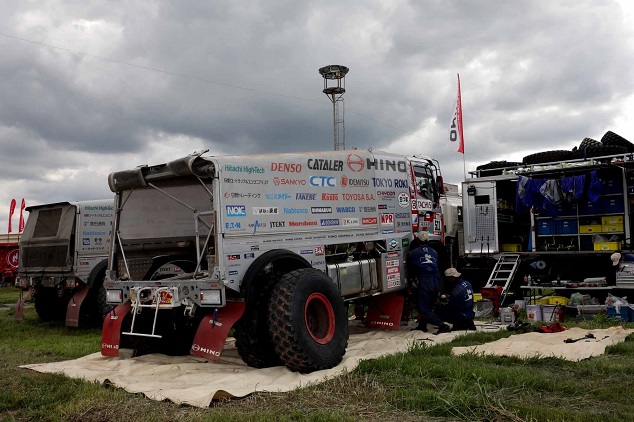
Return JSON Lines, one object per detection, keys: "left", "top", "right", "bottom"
{"left": 18, "top": 198, "right": 26, "bottom": 233}
{"left": 449, "top": 74, "right": 465, "bottom": 154}
{"left": 8, "top": 199, "right": 16, "bottom": 233}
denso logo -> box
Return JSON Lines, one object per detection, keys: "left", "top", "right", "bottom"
{"left": 274, "top": 177, "right": 306, "bottom": 186}
{"left": 296, "top": 193, "right": 317, "bottom": 200}
{"left": 226, "top": 205, "right": 246, "bottom": 216}
{"left": 310, "top": 175, "right": 336, "bottom": 187}
{"left": 191, "top": 344, "right": 221, "bottom": 357}
{"left": 271, "top": 163, "right": 302, "bottom": 173}
{"left": 320, "top": 219, "right": 340, "bottom": 226}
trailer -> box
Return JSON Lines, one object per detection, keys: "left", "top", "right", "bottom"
{"left": 101, "top": 149, "right": 448, "bottom": 372}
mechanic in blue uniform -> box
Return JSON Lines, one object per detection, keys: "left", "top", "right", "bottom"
{"left": 408, "top": 231, "right": 451, "bottom": 333}
{"left": 437, "top": 267, "right": 476, "bottom": 331}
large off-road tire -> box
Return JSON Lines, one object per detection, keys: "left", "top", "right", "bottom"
{"left": 579, "top": 137, "right": 602, "bottom": 150}
{"left": 601, "top": 131, "right": 634, "bottom": 152}
{"left": 80, "top": 272, "right": 108, "bottom": 328}
{"left": 33, "top": 287, "right": 68, "bottom": 322}
{"left": 523, "top": 150, "right": 579, "bottom": 165}
{"left": 268, "top": 268, "right": 348, "bottom": 373}
{"left": 235, "top": 272, "right": 282, "bottom": 368}
{"left": 577, "top": 144, "right": 627, "bottom": 159}
{"left": 475, "top": 161, "right": 522, "bottom": 176}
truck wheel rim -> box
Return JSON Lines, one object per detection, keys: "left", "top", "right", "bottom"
{"left": 304, "top": 293, "right": 335, "bottom": 344}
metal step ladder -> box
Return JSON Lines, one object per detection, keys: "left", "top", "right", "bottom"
{"left": 485, "top": 253, "right": 521, "bottom": 304}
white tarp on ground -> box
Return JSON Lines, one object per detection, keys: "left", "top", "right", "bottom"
{"left": 21, "top": 322, "right": 500, "bottom": 408}
{"left": 452, "top": 326, "right": 631, "bottom": 361}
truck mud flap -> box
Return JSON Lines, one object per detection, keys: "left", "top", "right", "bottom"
{"left": 101, "top": 302, "right": 132, "bottom": 357}
{"left": 65, "top": 285, "right": 90, "bottom": 327}
{"left": 190, "top": 301, "right": 246, "bottom": 362}
{"left": 14, "top": 287, "right": 33, "bottom": 321}
{"left": 364, "top": 292, "right": 404, "bottom": 331}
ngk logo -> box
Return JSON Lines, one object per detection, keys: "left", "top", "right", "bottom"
{"left": 191, "top": 344, "right": 221, "bottom": 357}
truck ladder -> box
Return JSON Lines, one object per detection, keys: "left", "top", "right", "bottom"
{"left": 484, "top": 253, "right": 520, "bottom": 305}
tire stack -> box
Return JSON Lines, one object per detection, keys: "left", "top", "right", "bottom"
{"left": 522, "top": 131, "right": 631, "bottom": 165}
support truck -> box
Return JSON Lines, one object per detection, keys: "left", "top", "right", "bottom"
{"left": 101, "top": 149, "right": 446, "bottom": 373}
{"left": 15, "top": 200, "right": 115, "bottom": 326}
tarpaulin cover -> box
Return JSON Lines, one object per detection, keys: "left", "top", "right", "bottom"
{"left": 21, "top": 322, "right": 499, "bottom": 408}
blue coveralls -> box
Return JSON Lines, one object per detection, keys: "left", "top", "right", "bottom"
{"left": 439, "top": 279, "right": 476, "bottom": 330}
{"left": 409, "top": 245, "right": 445, "bottom": 327}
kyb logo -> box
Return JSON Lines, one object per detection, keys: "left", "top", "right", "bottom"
{"left": 310, "top": 175, "right": 336, "bottom": 187}
{"left": 226, "top": 205, "right": 246, "bottom": 217}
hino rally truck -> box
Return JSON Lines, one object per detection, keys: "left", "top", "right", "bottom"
{"left": 458, "top": 131, "right": 634, "bottom": 307}
{"left": 101, "top": 149, "right": 446, "bottom": 373}
{"left": 15, "top": 200, "right": 115, "bottom": 327}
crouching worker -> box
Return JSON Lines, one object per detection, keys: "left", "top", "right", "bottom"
{"left": 437, "top": 268, "right": 476, "bottom": 331}
{"left": 408, "top": 231, "right": 451, "bottom": 334}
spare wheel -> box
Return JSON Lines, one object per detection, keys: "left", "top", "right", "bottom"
{"left": 268, "top": 268, "right": 348, "bottom": 373}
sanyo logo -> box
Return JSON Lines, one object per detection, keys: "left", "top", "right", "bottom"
{"left": 226, "top": 205, "right": 247, "bottom": 216}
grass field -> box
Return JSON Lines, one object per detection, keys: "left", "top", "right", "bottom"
{"left": 1, "top": 289, "right": 634, "bottom": 421}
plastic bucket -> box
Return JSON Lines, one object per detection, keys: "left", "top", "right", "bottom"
{"left": 514, "top": 300, "right": 526, "bottom": 310}
{"left": 499, "top": 307, "right": 515, "bottom": 323}
{"left": 542, "top": 305, "right": 557, "bottom": 322}
{"left": 526, "top": 304, "right": 542, "bottom": 322}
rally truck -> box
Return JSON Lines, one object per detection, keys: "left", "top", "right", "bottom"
{"left": 101, "top": 149, "right": 446, "bottom": 373}
{"left": 0, "top": 234, "right": 20, "bottom": 287}
{"left": 15, "top": 200, "right": 115, "bottom": 327}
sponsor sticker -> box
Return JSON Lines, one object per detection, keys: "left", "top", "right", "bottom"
{"left": 253, "top": 207, "right": 279, "bottom": 215}
{"left": 314, "top": 246, "right": 325, "bottom": 255}
{"left": 362, "top": 217, "right": 378, "bottom": 225}
{"left": 227, "top": 254, "right": 240, "bottom": 261}
{"left": 386, "top": 259, "right": 399, "bottom": 267}
{"left": 320, "top": 218, "right": 340, "bottom": 227}
{"left": 381, "top": 214, "right": 394, "bottom": 225}
{"left": 398, "top": 192, "right": 410, "bottom": 207}
{"left": 342, "top": 217, "right": 359, "bottom": 226}
{"left": 226, "top": 205, "right": 247, "bottom": 217}
{"left": 311, "top": 206, "right": 333, "bottom": 214}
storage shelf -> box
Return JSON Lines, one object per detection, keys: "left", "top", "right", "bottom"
{"left": 519, "top": 286, "right": 615, "bottom": 290}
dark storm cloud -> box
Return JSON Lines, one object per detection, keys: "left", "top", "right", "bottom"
{"left": 0, "top": 0, "right": 633, "bottom": 229}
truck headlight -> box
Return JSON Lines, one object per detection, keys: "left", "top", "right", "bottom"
{"left": 200, "top": 290, "right": 222, "bottom": 305}
{"left": 106, "top": 290, "right": 123, "bottom": 304}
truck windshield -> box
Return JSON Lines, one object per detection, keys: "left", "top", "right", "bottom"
{"left": 413, "top": 165, "right": 437, "bottom": 203}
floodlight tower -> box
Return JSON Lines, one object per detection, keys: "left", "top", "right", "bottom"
{"left": 319, "top": 65, "right": 349, "bottom": 151}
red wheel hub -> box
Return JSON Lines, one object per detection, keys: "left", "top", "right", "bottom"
{"left": 304, "top": 293, "right": 335, "bottom": 344}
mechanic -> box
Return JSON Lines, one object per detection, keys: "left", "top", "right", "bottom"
{"left": 437, "top": 267, "right": 476, "bottom": 331}
{"left": 408, "top": 231, "right": 451, "bottom": 334}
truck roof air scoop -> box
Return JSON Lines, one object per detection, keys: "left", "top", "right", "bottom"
{"left": 166, "top": 155, "right": 215, "bottom": 178}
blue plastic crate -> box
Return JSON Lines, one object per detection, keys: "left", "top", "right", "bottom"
{"left": 556, "top": 218, "right": 577, "bottom": 234}
{"left": 538, "top": 220, "right": 554, "bottom": 235}
{"left": 601, "top": 179, "right": 623, "bottom": 195}
{"left": 601, "top": 197, "right": 625, "bottom": 213}
{"left": 579, "top": 200, "right": 603, "bottom": 215}
{"left": 607, "top": 305, "right": 629, "bottom": 322}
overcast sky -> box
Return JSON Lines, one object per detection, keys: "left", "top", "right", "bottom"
{"left": 2, "top": 0, "right": 634, "bottom": 232}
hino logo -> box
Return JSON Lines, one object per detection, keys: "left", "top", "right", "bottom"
{"left": 191, "top": 344, "right": 221, "bottom": 357}
{"left": 102, "top": 343, "right": 119, "bottom": 349}
{"left": 368, "top": 320, "right": 395, "bottom": 327}
{"left": 366, "top": 158, "right": 407, "bottom": 172}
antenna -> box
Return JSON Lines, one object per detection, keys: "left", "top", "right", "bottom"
{"left": 319, "top": 65, "right": 349, "bottom": 151}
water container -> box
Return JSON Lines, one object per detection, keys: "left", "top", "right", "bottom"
{"left": 526, "top": 304, "right": 542, "bottom": 322}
